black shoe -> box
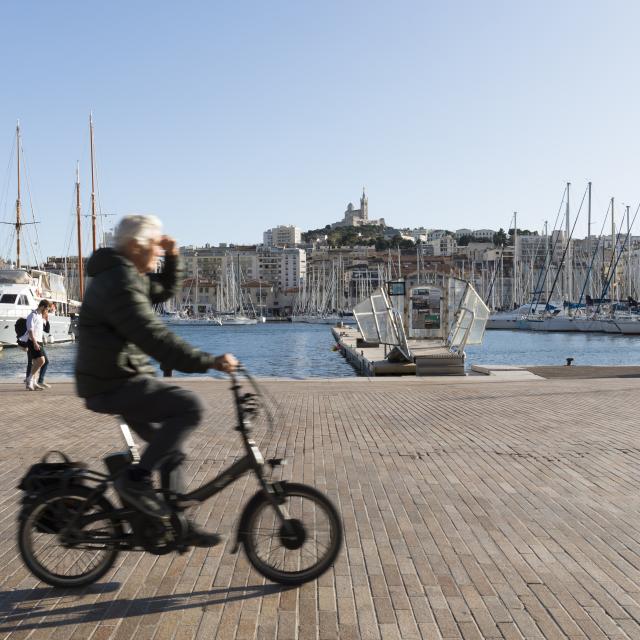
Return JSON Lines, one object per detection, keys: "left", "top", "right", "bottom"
{"left": 182, "top": 521, "right": 223, "bottom": 548}
{"left": 115, "top": 474, "right": 170, "bottom": 519}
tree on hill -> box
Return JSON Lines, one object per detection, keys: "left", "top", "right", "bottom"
{"left": 507, "top": 228, "right": 538, "bottom": 245}
{"left": 493, "top": 228, "right": 508, "bottom": 246}
{"left": 375, "top": 235, "right": 415, "bottom": 251}
{"left": 303, "top": 224, "right": 385, "bottom": 247}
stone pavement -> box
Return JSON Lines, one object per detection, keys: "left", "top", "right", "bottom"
{"left": 2, "top": 375, "right": 640, "bottom": 639}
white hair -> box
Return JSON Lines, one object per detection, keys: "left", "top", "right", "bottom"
{"left": 113, "top": 214, "right": 162, "bottom": 251}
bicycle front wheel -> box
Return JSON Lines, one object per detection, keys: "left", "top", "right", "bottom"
{"left": 18, "top": 486, "right": 122, "bottom": 588}
{"left": 241, "top": 482, "right": 343, "bottom": 585}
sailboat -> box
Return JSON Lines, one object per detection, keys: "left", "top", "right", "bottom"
{"left": 162, "top": 260, "right": 222, "bottom": 325}
{"left": 0, "top": 123, "right": 78, "bottom": 346}
{"left": 291, "top": 260, "right": 345, "bottom": 324}
{"left": 218, "top": 255, "right": 258, "bottom": 325}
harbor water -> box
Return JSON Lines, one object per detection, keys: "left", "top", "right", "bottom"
{"left": 3, "top": 324, "right": 640, "bottom": 380}
{"left": 0, "top": 323, "right": 356, "bottom": 380}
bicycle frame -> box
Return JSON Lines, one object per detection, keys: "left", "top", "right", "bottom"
{"left": 64, "top": 369, "right": 290, "bottom": 547}
{"left": 180, "top": 371, "right": 269, "bottom": 504}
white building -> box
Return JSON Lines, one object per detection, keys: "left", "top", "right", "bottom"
{"left": 181, "top": 244, "right": 306, "bottom": 290}
{"left": 472, "top": 229, "right": 495, "bottom": 242}
{"left": 407, "top": 227, "right": 429, "bottom": 242}
{"left": 455, "top": 228, "right": 473, "bottom": 239}
{"left": 263, "top": 225, "right": 302, "bottom": 247}
{"left": 256, "top": 247, "right": 306, "bottom": 289}
{"left": 427, "top": 229, "right": 448, "bottom": 241}
{"left": 422, "top": 236, "right": 457, "bottom": 257}
{"left": 457, "top": 242, "right": 494, "bottom": 261}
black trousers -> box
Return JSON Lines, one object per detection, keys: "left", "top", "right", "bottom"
{"left": 85, "top": 376, "right": 204, "bottom": 491}
{"left": 26, "top": 344, "right": 48, "bottom": 382}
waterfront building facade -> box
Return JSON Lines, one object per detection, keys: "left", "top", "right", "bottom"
{"left": 263, "top": 225, "right": 302, "bottom": 247}
{"left": 180, "top": 245, "right": 306, "bottom": 291}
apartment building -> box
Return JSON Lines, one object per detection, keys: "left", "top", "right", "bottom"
{"left": 180, "top": 244, "right": 306, "bottom": 290}
{"left": 263, "top": 225, "right": 302, "bottom": 247}
{"left": 421, "top": 235, "right": 458, "bottom": 256}
{"left": 472, "top": 229, "right": 495, "bottom": 242}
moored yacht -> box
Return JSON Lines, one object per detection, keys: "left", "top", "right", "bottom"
{"left": 219, "top": 314, "right": 258, "bottom": 325}
{"left": 0, "top": 269, "right": 78, "bottom": 346}
{"left": 487, "top": 303, "right": 560, "bottom": 330}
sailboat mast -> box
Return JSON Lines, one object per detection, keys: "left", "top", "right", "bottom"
{"left": 89, "top": 113, "right": 97, "bottom": 252}
{"left": 513, "top": 211, "right": 518, "bottom": 307}
{"left": 16, "top": 122, "right": 22, "bottom": 268}
{"left": 611, "top": 197, "right": 615, "bottom": 256}
{"left": 194, "top": 252, "right": 199, "bottom": 312}
{"left": 587, "top": 182, "right": 592, "bottom": 297}
{"left": 587, "top": 182, "right": 592, "bottom": 246}
{"left": 565, "top": 182, "right": 571, "bottom": 300}
{"left": 611, "top": 197, "right": 616, "bottom": 299}
{"left": 76, "top": 162, "right": 85, "bottom": 299}
{"left": 627, "top": 205, "right": 631, "bottom": 299}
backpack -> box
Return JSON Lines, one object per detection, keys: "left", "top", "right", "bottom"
{"left": 15, "top": 317, "right": 28, "bottom": 344}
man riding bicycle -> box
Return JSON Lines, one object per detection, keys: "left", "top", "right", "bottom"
{"left": 75, "top": 214, "right": 237, "bottom": 547}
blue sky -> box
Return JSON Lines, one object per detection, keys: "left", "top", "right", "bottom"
{"left": 1, "top": 1, "right": 639, "bottom": 262}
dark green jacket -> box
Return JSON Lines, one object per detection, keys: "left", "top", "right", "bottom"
{"left": 75, "top": 248, "right": 215, "bottom": 397}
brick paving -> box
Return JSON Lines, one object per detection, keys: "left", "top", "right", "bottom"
{"left": 1, "top": 376, "right": 640, "bottom": 638}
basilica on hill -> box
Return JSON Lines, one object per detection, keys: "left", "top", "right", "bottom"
{"left": 331, "top": 188, "right": 386, "bottom": 228}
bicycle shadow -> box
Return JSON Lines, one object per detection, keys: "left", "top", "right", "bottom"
{"left": 0, "top": 581, "right": 288, "bottom": 633}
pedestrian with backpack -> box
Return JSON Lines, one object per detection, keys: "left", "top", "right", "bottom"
{"left": 19, "top": 299, "right": 51, "bottom": 390}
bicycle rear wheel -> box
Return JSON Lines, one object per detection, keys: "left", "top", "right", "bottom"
{"left": 18, "top": 486, "right": 122, "bottom": 588}
{"left": 241, "top": 483, "right": 342, "bottom": 585}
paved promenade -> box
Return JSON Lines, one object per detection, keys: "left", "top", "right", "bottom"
{"left": 2, "top": 375, "right": 640, "bottom": 639}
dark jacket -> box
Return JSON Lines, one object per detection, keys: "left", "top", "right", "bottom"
{"left": 75, "top": 248, "right": 215, "bottom": 397}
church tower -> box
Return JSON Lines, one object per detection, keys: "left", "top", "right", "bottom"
{"left": 360, "top": 187, "right": 368, "bottom": 221}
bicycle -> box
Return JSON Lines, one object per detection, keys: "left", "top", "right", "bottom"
{"left": 17, "top": 367, "right": 343, "bottom": 588}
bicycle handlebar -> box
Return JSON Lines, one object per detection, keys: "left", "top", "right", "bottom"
{"left": 224, "top": 364, "right": 276, "bottom": 432}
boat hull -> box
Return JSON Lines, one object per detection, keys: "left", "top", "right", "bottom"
{"left": 220, "top": 316, "right": 258, "bottom": 325}
{"left": 0, "top": 314, "right": 75, "bottom": 346}
{"left": 486, "top": 317, "right": 522, "bottom": 330}
{"left": 162, "top": 317, "right": 222, "bottom": 326}
{"left": 291, "top": 315, "right": 343, "bottom": 324}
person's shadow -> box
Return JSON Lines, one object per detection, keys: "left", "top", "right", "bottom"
{"left": 0, "top": 581, "right": 287, "bottom": 633}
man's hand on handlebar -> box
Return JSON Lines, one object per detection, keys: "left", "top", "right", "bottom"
{"left": 212, "top": 353, "right": 239, "bottom": 373}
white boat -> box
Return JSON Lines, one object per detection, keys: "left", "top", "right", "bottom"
{"left": 291, "top": 314, "right": 343, "bottom": 324}
{"left": 162, "top": 313, "right": 222, "bottom": 326}
{"left": 219, "top": 314, "right": 258, "bottom": 325}
{"left": 487, "top": 303, "right": 560, "bottom": 330}
{"left": 0, "top": 269, "right": 77, "bottom": 346}
{"left": 523, "top": 312, "right": 582, "bottom": 332}
{"left": 571, "top": 316, "right": 609, "bottom": 332}
{"left": 612, "top": 318, "right": 640, "bottom": 334}
{"left": 596, "top": 313, "right": 640, "bottom": 335}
